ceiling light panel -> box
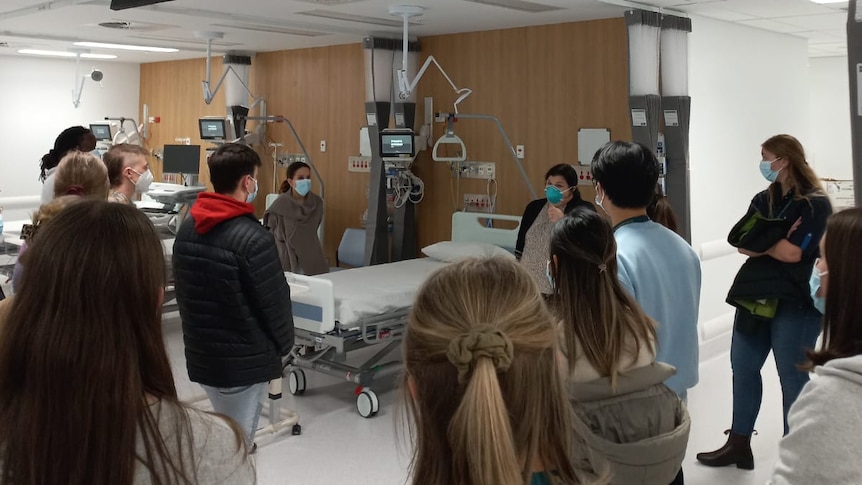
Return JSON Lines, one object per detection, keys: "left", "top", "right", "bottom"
{"left": 460, "top": 0, "right": 563, "bottom": 14}
{"left": 296, "top": 9, "right": 407, "bottom": 27}
{"left": 210, "top": 23, "right": 329, "bottom": 37}
{"left": 18, "top": 49, "right": 117, "bottom": 59}
{"left": 74, "top": 41, "right": 178, "bottom": 52}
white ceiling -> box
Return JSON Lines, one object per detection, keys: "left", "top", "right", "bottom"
{"left": 0, "top": 0, "right": 850, "bottom": 64}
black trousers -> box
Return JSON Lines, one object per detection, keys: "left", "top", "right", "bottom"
{"left": 669, "top": 468, "right": 684, "bottom": 485}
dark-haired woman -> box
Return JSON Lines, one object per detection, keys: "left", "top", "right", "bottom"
{"left": 40, "top": 126, "right": 96, "bottom": 203}
{"left": 515, "top": 164, "right": 594, "bottom": 295}
{"left": 0, "top": 201, "right": 254, "bottom": 484}
{"left": 769, "top": 208, "right": 862, "bottom": 484}
{"left": 264, "top": 161, "right": 327, "bottom": 275}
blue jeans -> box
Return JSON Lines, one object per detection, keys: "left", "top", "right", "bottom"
{"left": 730, "top": 301, "right": 821, "bottom": 436}
{"left": 202, "top": 382, "right": 268, "bottom": 446}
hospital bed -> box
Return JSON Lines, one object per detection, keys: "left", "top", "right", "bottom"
{"left": 283, "top": 212, "right": 522, "bottom": 417}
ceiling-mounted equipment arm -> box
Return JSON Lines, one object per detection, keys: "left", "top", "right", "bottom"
{"left": 392, "top": 5, "right": 471, "bottom": 113}
{"left": 200, "top": 33, "right": 256, "bottom": 106}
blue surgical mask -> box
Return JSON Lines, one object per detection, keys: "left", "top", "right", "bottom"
{"left": 809, "top": 262, "right": 827, "bottom": 314}
{"left": 246, "top": 177, "right": 259, "bottom": 204}
{"left": 759, "top": 160, "right": 781, "bottom": 183}
{"left": 295, "top": 178, "right": 312, "bottom": 197}
{"left": 545, "top": 260, "right": 555, "bottom": 290}
{"left": 545, "top": 185, "right": 564, "bottom": 205}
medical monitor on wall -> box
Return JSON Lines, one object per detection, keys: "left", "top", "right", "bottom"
{"left": 199, "top": 118, "right": 226, "bottom": 140}
{"left": 380, "top": 130, "right": 415, "bottom": 159}
{"left": 162, "top": 144, "right": 201, "bottom": 174}
{"left": 89, "top": 123, "right": 113, "bottom": 141}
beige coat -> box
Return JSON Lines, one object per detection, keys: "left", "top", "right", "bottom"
{"left": 569, "top": 363, "right": 690, "bottom": 484}
{"left": 263, "top": 190, "right": 328, "bottom": 275}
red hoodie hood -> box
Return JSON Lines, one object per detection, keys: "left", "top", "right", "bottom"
{"left": 190, "top": 192, "right": 255, "bottom": 234}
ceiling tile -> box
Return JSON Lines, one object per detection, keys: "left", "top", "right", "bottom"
{"left": 720, "top": 0, "right": 836, "bottom": 18}
{"left": 772, "top": 12, "right": 846, "bottom": 31}
{"left": 738, "top": 18, "right": 809, "bottom": 33}
{"left": 796, "top": 30, "right": 844, "bottom": 43}
{"left": 684, "top": 8, "right": 756, "bottom": 22}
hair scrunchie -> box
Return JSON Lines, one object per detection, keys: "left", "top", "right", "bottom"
{"left": 446, "top": 325, "right": 514, "bottom": 384}
{"left": 63, "top": 185, "right": 85, "bottom": 196}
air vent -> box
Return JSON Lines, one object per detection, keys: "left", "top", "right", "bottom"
{"left": 0, "top": 42, "right": 9, "bottom": 48}
{"left": 99, "top": 21, "right": 132, "bottom": 29}
{"left": 297, "top": 9, "right": 413, "bottom": 27}
{"left": 461, "top": 0, "right": 562, "bottom": 13}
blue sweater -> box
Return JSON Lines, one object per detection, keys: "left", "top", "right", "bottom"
{"left": 615, "top": 219, "right": 702, "bottom": 396}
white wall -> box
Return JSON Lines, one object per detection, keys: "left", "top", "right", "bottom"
{"left": 688, "top": 16, "right": 810, "bottom": 356}
{"left": 808, "top": 56, "right": 853, "bottom": 180}
{"left": 0, "top": 55, "right": 140, "bottom": 214}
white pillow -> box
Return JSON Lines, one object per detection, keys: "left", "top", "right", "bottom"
{"left": 421, "top": 241, "right": 514, "bottom": 262}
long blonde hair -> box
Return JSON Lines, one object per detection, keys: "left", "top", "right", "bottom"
{"left": 403, "top": 257, "right": 581, "bottom": 485}
{"left": 549, "top": 208, "right": 656, "bottom": 388}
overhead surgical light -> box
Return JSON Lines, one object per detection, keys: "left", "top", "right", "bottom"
{"left": 390, "top": 5, "right": 472, "bottom": 113}
{"left": 67, "top": 48, "right": 106, "bottom": 109}
{"left": 74, "top": 41, "right": 179, "bottom": 53}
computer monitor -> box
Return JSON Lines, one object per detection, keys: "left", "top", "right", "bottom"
{"left": 228, "top": 105, "right": 250, "bottom": 140}
{"left": 199, "top": 118, "right": 226, "bottom": 140}
{"left": 380, "top": 130, "right": 415, "bottom": 159}
{"left": 90, "top": 123, "right": 112, "bottom": 142}
{"left": 162, "top": 145, "right": 201, "bottom": 174}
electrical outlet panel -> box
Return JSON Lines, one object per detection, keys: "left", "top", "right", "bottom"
{"left": 576, "top": 165, "right": 593, "bottom": 186}
{"left": 348, "top": 156, "right": 371, "bottom": 173}
{"left": 277, "top": 153, "right": 308, "bottom": 168}
{"left": 463, "top": 193, "right": 494, "bottom": 213}
{"left": 454, "top": 161, "right": 496, "bottom": 180}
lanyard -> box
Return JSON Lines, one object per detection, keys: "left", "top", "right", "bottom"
{"left": 613, "top": 215, "right": 650, "bottom": 231}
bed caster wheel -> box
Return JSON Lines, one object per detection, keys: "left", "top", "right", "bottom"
{"left": 292, "top": 424, "right": 302, "bottom": 436}
{"left": 356, "top": 390, "right": 379, "bottom": 418}
{"left": 288, "top": 370, "right": 306, "bottom": 396}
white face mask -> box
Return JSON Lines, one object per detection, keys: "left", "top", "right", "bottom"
{"left": 130, "top": 168, "right": 154, "bottom": 194}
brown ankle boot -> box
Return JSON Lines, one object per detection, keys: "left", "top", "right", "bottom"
{"left": 696, "top": 430, "right": 755, "bottom": 470}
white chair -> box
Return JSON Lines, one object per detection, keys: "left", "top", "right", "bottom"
{"left": 334, "top": 228, "right": 366, "bottom": 269}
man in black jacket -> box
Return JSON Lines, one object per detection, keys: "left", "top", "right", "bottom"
{"left": 173, "top": 143, "right": 294, "bottom": 448}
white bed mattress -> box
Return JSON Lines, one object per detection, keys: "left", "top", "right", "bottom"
{"left": 319, "top": 258, "right": 446, "bottom": 327}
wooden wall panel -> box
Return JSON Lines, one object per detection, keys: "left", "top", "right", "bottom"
{"left": 414, "top": 18, "right": 631, "bottom": 248}
{"left": 137, "top": 17, "right": 629, "bottom": 261}
{"left": 139, "top": 57, "right": 226, "bottom": 187}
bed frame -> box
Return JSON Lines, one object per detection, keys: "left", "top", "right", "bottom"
{"left": 284, "top": 212, "right": 521, "bottom": 417}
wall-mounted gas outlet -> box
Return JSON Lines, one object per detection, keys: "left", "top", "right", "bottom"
{"left": 455, "top": 161, "right": 496, "bottom": 180}
{"left": 463, "top": 193, "right": 494, "bottom": 213}
{"left": 516, "top": 145, "right": 525, "bottom": 159}
{"left": 278, "top": 153, "right": 308, "bottom": 168}
{"left": 576, "top": 165, "right": 593, "bottom": 186}
{"left": 348, "top": 156, "right": 371, "bottom": 173}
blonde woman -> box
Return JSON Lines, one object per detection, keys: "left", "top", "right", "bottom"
{"left": 402, "top": 257, "right": 586, "bottom": 485}
{"left": 12, "top": 151, "right": 109, "bottom": 292}
{"left": 548, "top": 208, "right": 689, "bottom": 485}
{"left": 698, "top": 134, "right": 832, "bottom": 469}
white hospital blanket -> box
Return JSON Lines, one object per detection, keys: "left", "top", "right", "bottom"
{"left": 319, "top": 258, "right": 446, "bottom": 327}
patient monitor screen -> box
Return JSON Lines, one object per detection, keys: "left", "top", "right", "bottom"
{"left": 162, "top": 145, "right": 201, "bottom": 174}
{"left": 199, "top": 118, "right": 226, "bottom": 140}
{"left": 90, "top": 123, "right": 112, "bottom": 141}
{"left": 380, "top": 132, "right": 414, "bottom": 158}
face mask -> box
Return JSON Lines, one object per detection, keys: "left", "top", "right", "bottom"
{"left": 594, "top": 191, "right": 606, "bottom": 213}
{"left": 545, "top": 260, "right": 555, "bottom": 290}
{"left": 246, "top": 177, "right": 259, "bottom": 204}
{"left": 759, "top": 160, "right": 781, "bottom": 183}
{"left": 545, "top": 185, "right": 564, "bottom": 205}
{"left": 809, "top": 263, "right": 827, "bottom": 314}
{"left": 294, "top": 178, "right": 312, "bottom": 197}
{"left": 131, "top": 168, "right": 154, "bottom": 194}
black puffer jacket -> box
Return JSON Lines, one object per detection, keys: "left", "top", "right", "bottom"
{"left": 173, "top": 193, "right": 294, "bottom": 388}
